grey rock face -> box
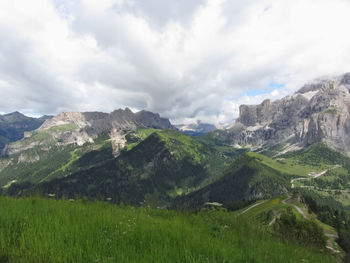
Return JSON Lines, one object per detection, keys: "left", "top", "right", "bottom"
{"left": 3, "top": 108, "right": 174, "bottom": 156}
{"left": 135, "top": 110, "right": 173, "bottom": 129}
{"left": 340, "top": 73, "right": 350, "bottom": 86}
{"left": 217, "top": 73, "right": 350, "bottom": 154}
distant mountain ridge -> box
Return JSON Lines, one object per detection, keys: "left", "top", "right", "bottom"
{"left": 1, "top": 73, "right": 350, "bottom": 213}
{"left": 0, "top": 112, "right": 51, "bottom": 153}
{"left": 212, "top": 73, "right": 350, "bottom": 154}
{"left": 3, "top": 108, "right": 174, "bottom": 156}
{"left": 175, "top": 121, "right": 219, "bottom": 135}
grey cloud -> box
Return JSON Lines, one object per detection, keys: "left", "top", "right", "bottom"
{"left": 0, "top": 26, "right": 72, "bottom": 114}
{"left": 1, "top": 0, "right": 350, "bottom": 125}
{"left": 113, "top": 0, "right": 206, "bottom": 28}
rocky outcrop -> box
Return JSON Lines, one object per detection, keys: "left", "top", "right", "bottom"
{"left": 3, "top": 108, "right": 175, "bottom": 156}
{"left": 216, "top": 73, "right": 350, "bottom": 154}
{"left": 135, "top": 110, "right": 173, "bottom": 129}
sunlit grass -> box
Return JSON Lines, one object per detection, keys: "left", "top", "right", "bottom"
{"left": 0, "top": 197, "right": 337, "bottom": 263}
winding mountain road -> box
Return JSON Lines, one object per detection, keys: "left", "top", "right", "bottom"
{"left": 290, "top": 165, "right": 340, "bottom": 188}
{"left": 281, "top": 196, "right": 307, "bottom": 219}
{"left": 238, "top": 200, "right": 267, "bottom": 215}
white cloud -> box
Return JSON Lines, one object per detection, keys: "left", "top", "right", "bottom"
{"left": 0, "top": 0, "right": 350, "bottom": 124}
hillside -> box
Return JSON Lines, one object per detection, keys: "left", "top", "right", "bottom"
{"left": 0, "top": 112, "right": 49, "bottom": 153}
{"left": 0, "top": 197, "right": 337, "bottom": 263}
{"left": 175, "top": 152, "right": 293, "bottom": 208}
{"left": 235, "top": 196, "right": 345, "bottom": 257}
{"left": 0, "top": 108, "right": 178, "bottom": 198}
{"left": 280, "top": 143, "right": 350, "bottom": 207}
{"left": 175, "top": 143, "right": 350, "bottom": 209}
{"left": 1, "top": 130, "right": 240, "bottom": 206}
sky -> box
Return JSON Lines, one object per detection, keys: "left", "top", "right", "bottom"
{"left": 0, "top": 0, "right": 350, "bottom": 125}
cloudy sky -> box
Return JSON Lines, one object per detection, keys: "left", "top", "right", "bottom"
{"left": 0, "top": 0, "right": 350, "bottom": 124}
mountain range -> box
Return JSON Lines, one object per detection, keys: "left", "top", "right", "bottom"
{"left": 174, "top": 121, "right": 219, "bottom": 136}
{"left": 1, "top": 73, "right": 350, "bottom": 257}
{"left": 0, "top": 73, "right": 349, "bottom": 210}
{"left": 213, "top": 73, "right": 350, "bottom": 154}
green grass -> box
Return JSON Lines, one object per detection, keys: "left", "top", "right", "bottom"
{"left": 284, "top": 143, "right": 350, "bottom": 207}
{"left": 237, "top": 197, "right": 318, "bottom": 229}
{"left": 236, "top": 196, "right": 345, "bottom": 258}
{"left": 15, "top": 123, "right": 78, "bottom": 148}
{"left": 258, "top": 143, "right": 288, "bottom": 157}
{"left": 38, "top": 148, "right": 81, "bottom": 183}
{"left": 237, "top": 196, "right": 334, "bottom": 228}
{"left": 156, "top": 130, "right": 209, "bottom": 164}
{"left": 0, "top": 197, "right": 337, "bottom": 263}
{"left": 310, "top": 189, "right": 350, "bottom": 207}
{"left": 0, "top": 133, "right": 114, "bottom": 188}
{"left": 124, "top": 128, "right": 159, "bottom": 151}
{"left": 246, "top": 152, "right": 327, "bottom": 177}
{"left": 235, "top": 197, "right": 309, "bottom": 224}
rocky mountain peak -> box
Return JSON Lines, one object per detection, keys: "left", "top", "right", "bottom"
{"left": 4, "top": 108, "right": 175, "bottom": 156}
{"left": 38, "top": 115, "right": 54, "bottom": 121}
{"left": 1, "top": 111, "right": 27, "bottom": 122}
{"left": 216, "top": 73, "right": 350, "bottom": 154}
{"left": 39, "top": 112, "right": 88, "bottom": 130}
{"left": 341, "top": 73, "right": 350, "bottom": 86}
{"left": 0, "top": 112, "right": 49, "bottom": 152}
{"left": 135, "top": 110, "right": 173, "bottom": 129}
{"left": 237, "top": 99, "right": 274, "bottom": 127}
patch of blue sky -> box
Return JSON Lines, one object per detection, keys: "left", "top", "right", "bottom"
{"left": 226, "top": 82, "right": 285, "bottom": 100}
{"left": 53, "top": 0, "right": 72, "bottom": 19}
{"left": 245, "top": 82, "right": 285, "bottom": 96}
{"left": 264, "top": 5, "right": 272, "bottom": 12}
{"left": 267, "top": 82, "right": 285, "bottom": 89}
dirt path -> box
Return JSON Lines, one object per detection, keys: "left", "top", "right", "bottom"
{"left": 281, "top": 196, "right": 291, "bottom": 204}
{"left": 282, "top": 196, "right": 307, "bottom": 219}
{"left": 326, "top": 239, "right": 341, "bottom": 253}
{"left": 238, "top": 200, "right": 267, "bottom": 215}
{"left": 293, "top": 204, "right": 307, "bottom": 219}
{"left": 290, "top": 165, "right": 340, "bottom": 188}
{"left": 283, "top": 197, "right": 341, "bottom": 253}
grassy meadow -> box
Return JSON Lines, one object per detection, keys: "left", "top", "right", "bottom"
{"left": 0, "top": 197, "right": 338, "bottom": 263}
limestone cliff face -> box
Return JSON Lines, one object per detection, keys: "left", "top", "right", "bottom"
{"left": 217, "top": 73, "right": 350, "bottom": 153}
{"left": 3, "top": 108, "right": 174, "bottom": 156}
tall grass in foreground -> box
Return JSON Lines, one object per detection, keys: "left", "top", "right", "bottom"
{"left": 0, "top": 197, "right": 336, "bottom": 263}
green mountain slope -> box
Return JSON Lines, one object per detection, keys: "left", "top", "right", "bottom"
{"left": 175, "top": 152, "right": 294, "bottom": 208}
{"left": 280, "top": 143, "right": 350, "bottom": 207}
{"left": 0, "top": 112, "right": 48, "bottom": 152}
{"left": 235, "top": 196, "right": 345, "bottom": 257}
{"left": 2, "top": 130, "right": 240, "bottom": 206}
{"left": 0, "top": 133, "right": 113, "bottom": 188}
